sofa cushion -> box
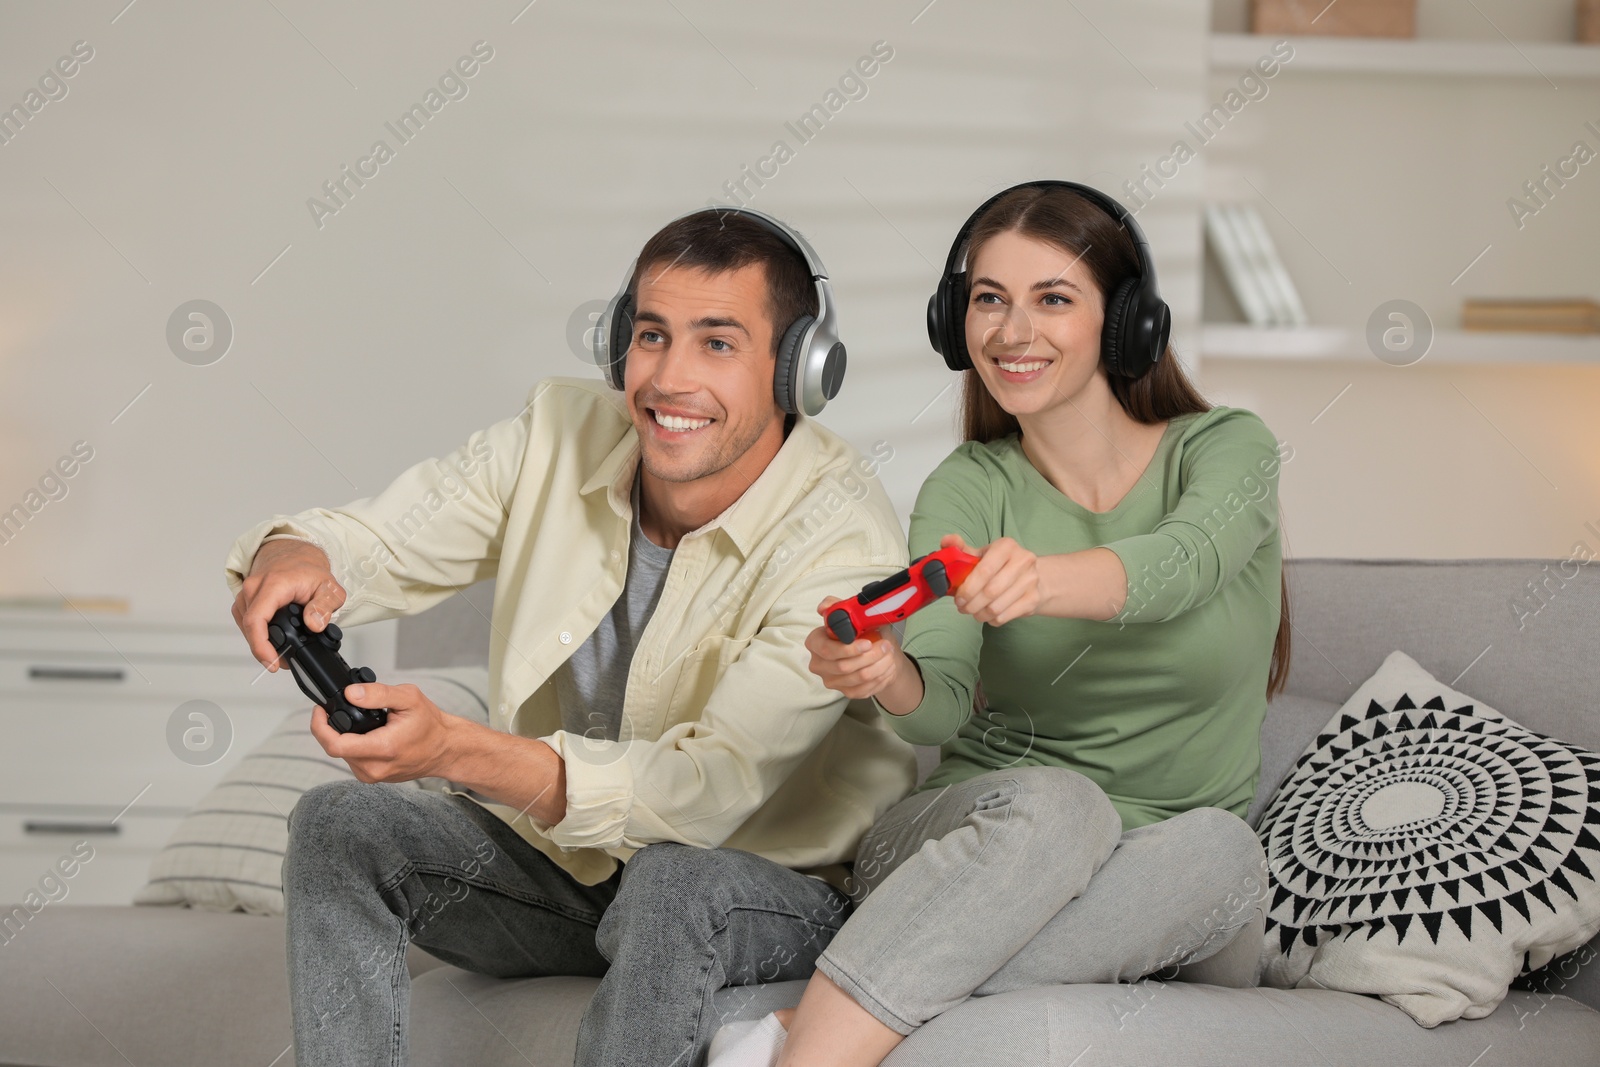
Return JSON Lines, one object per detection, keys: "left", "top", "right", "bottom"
{"left": 408, "top": 968, "right": 805, "bottom": 1067}
{"left": 879, "top": 982, "right": 1600, "bottom": 1066}
{"left": 1246, "top": 692, "right": 1342, "bottom": 829}
{"left": 1258, "top": 650, "right": 1600, "bottom": 1027}
{"left": 0, "top": 905, "right": 443, "bottom": 1067}
{"left": 1276, "top": 560, "right": 1600, "bottom": 755}
{"left": 132, "top": 666, "right": 490, "bottom": 916}
{"left": 404, "top": 969, "right": 1600, "bottom": 1067}
{"left": 1513, "top": 937, "right": 1600, "bottom": 1025}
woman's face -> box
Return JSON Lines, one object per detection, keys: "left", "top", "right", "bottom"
{"left": 963, "top": 228, "right": 1106, "bottom": 419}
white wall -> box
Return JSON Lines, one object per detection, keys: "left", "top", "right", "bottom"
{"left": 0, "top": 0, "right": 1209, "bottom": 629}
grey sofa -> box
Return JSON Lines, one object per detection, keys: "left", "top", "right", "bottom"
{"left": 3, "top": 559, "right": 1598, "bottom": 1066}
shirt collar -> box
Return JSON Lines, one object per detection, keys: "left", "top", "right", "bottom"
{"left": 578, "top": 414, "right": 822, "bottom": 557}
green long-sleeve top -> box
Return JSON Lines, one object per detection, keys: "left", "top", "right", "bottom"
{"left": 893, "top": 406, "right": 1285, "bottom": 832}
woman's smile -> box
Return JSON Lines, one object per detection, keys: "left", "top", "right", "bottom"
{"left": 989, "top": 353, "right": 1054, "bottom": 383}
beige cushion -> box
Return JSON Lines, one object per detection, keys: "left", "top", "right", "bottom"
{"left": 133, "top": 667, "right": 489, "bottom": 915}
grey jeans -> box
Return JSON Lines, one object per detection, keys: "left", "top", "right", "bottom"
{"left": 815, "top": 766, "right": 1270, "bottom": 1035}
{"left": 282, "top": 779, "right": 846, "bottom": 1067}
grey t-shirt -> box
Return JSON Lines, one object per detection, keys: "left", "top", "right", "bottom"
{"left": 553, "top": 478, "right": 673, "bottom": 742}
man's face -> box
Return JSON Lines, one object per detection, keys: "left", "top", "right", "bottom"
{"left": 623, "top": 261, "right": 783, "bottom": 485}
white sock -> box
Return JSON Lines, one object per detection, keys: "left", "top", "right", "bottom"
{"left": 707, "top": 1011, "right": 788, "bottom": 1067}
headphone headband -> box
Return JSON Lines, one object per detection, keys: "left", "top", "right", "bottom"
{"left": 927, "top": 179, "right": 1171, "bottom": 379}
{"left": 594, "top": 206, "right": 846, "bottom": 417}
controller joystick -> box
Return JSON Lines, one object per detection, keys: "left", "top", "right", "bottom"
{"left": 266, "top": 603, "right": 389, "bottom": 734}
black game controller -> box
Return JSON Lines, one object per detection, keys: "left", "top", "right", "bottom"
{"left": 266, "top": 603, "right": 388, "bottom": 734}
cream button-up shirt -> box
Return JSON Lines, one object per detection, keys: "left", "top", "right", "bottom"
{"left": 225, "top": 377, "right": 917, "bottom": 886}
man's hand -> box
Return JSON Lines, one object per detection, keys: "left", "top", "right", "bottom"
{"left": 314, "top": 682, "right": 570, "bottom": 825}
{"left": 232, "top": 539, "right": 345, "bottom": 670}
{"left": 308, "top": 682, "right": 455, "bottom": 784}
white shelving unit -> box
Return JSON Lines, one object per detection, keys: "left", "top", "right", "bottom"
{"left": 1205, "top": 30, "right": 1600, "bottom": 365}
{"left": 0, "top": 612, "right": 302, "bottom": 905}
{"left": 1211, "top": 32, "right": 1600, "bottom": 79}
{"left": 1200, "top": 324, "right": 1600, "bottom": 364}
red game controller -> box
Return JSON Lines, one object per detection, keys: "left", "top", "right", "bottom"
{"left": 824, "top": 546, "right": 980, "bottom": 644}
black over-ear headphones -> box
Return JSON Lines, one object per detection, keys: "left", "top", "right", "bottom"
{"left": 593, "top": 207, "right": 846, "bottom": 418}
{"left": 926, "top": 180, "right": 1171, "bottom": 380}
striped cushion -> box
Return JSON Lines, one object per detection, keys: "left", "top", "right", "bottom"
{"left": 133, "top": 667, "right": 490, "bottom": 916}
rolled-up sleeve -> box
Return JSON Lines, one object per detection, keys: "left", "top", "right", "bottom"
{"left": 538, "top": 561, "right": 901, "bottom": 851}
{"left": 221, "top": 389, "right": 536, "bottom": 627}
{"left": 1106, "top": 410, "right": 1282, "bottom": 625}
{"left": 876, "top": 448, "right": 992, "bottom": 749}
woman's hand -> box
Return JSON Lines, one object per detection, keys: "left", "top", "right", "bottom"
{"left": 945, "top": 533, "right": 1041, "bottom": 626}
{"left": 805, "top": 598, "right": 925, "bottom": 714}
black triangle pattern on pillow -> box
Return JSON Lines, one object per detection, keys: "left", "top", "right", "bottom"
{"left": 1259, "top": 691, "right": 1600, "bottom": 962}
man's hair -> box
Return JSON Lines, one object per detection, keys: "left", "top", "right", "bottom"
{"left": 629, "top": 211, "right": 818, "bottom": 355}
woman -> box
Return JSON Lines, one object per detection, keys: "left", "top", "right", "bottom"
{"left": 711, "top": 180, "right": 1291, "bottom": 1067}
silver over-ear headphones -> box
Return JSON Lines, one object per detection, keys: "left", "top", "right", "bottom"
{"left": 592, "top": 206, "right": 847, "bottom": 417}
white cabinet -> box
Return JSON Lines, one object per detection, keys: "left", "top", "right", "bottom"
{"left": 0, "top": 613, "right": 302, "bottom": 906}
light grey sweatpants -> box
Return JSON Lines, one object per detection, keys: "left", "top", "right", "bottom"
{"left": 815, "top": 766, "right": 1269, "bottom": 1035}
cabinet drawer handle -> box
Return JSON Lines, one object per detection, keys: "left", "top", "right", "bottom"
{"left": 23, "top": 821, "right": 122, "bottom": 836}
{"left": 28, "top": 666, "right": 126, "bottom": 683}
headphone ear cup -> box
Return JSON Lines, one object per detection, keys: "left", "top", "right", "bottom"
{"left": 602, "top": 295, "right": 633, "bottom": 390}
{"left": 932, "top": 272, "right": 971, "bottom": 372}
{"left": 1130, "top": 289, "right": 1172, "bottom": 379}
{"left": 1100, "top": 278, "right": 1137, "bottom": 378}
{"left": 773, "top": 314, "right": 814, "bottom": 416}
{"left": 926, "top": 293, "right": 945, "bottom": 365}
{"left": 1104, "top": 282, "right": 1171, "bottom": 380}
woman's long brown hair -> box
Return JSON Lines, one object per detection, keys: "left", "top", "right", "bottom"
{"left": 957, "top": 185, "right": 1291, "bottom": 700}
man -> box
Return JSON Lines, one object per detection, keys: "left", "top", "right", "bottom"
{"left": 226, "top": 208, "right": 916, "bottom": 1066}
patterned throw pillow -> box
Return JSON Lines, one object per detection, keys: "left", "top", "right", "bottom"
{"left": 134, "top": 667, "right": 490, "bottom": 916}
{"left": 1258, "top": 650, "right": 1600, "bottom": 1027}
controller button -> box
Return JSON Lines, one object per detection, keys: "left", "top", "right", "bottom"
{"left": 288, "top": 603, "right": 302, "bottom": 617}
{"left": 859, "top": 570, "right": 911, "bottom": 603}
{"left": 318, "top": 632, "right": 338, "bottom": 648}
{"left": 353, "top": 666, "right": 376, "bottom": 684}
{"left": 331, "top": 709, "right": 351, "bottom": 732}
{"left": 267, "top": 625, "right": 283, "bottom": 645}
{"left": 325, "top": 623, "right": 343, "bottom": 642}
{"left": 827, "top": 608, "right": 857, "bottom": 645}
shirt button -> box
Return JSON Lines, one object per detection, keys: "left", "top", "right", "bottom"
{"left": 560, "top": 631, "right": 572, "bottom": 644}
{"left": 610, "top": 549, "right": 621, "bottom": 562}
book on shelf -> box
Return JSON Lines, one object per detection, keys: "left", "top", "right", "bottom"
{"left": 1461, "top": 299, "right": 1600, "bottom": 334}
{"left": 1251, "top": 0, "right": 1416, "bottom": 38}
{"left": 1204, "top": 203, "right": 1308, "bottom": 328}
